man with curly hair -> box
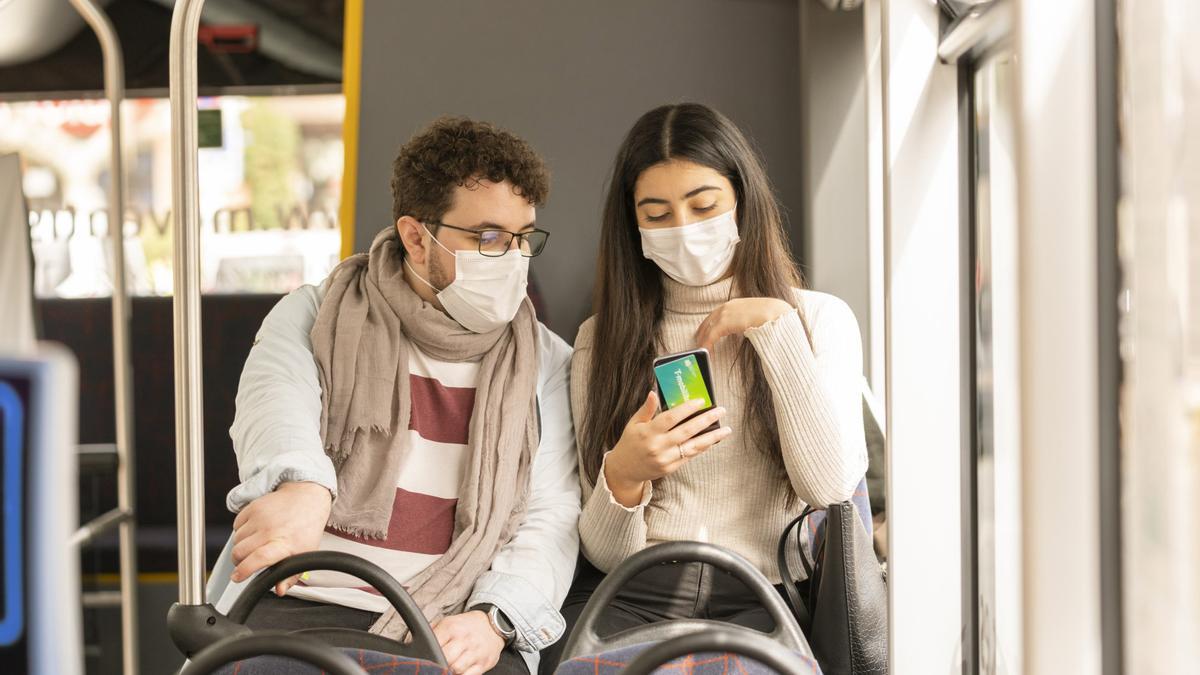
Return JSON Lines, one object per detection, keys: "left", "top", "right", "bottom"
{"left": 215, "top": 117, "right": 580, "bottom": 675}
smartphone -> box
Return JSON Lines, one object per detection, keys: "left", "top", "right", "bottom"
{"left": 652, "top": 348, "right": 720, "bottom": 435}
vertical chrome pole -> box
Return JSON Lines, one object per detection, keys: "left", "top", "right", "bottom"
{"left": 66, "top": 1, "right": 140, "bottom": 672}
{"left": 168, "top": 0, "right": 208, "bottom": 607}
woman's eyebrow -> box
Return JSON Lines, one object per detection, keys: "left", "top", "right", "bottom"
{"left": 636, "top": 196, "right": 669, "bottom": 207}
{"left": 636, "top": 185, "right": 723, "bottom": 208}
{"left": 683, "top": 185, "right": 721, "bottom": 199}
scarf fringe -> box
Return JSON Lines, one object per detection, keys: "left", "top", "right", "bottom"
{"left": 325, "top": 422, "right": 392, "bottom": 464}
{"left": 325, "top": 520, "right": 388, "bottom": 541}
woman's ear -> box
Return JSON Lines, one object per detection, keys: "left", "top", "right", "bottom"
{"left": 396, "top": 216, "right": 428, "bottom": 264}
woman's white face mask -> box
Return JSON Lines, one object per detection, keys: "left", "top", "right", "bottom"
{"left": 407, "top": 227, "right": 529, "bottom": 333}
{"left": 638, "top": 207, "right": 741, "bottom": 286}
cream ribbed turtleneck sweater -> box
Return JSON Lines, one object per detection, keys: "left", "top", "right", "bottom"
{"left": 570, "top": 276, "right": 868, "bottom": 583}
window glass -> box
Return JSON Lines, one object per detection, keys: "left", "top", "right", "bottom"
{"left": 1118, "top": 0, "right": 1200, "bottom": 666}
{"left": 971, "top": 51, "right": 1020, "bottom": 675}
{"left": 0, "top": 94, "right": 343, "bottom": 297}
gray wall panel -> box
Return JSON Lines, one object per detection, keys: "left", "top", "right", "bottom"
{"left": 798, "top": 3, "right": 871, "bottom": 379}
{"left": 354, "top": 0, "right": 802, "bottom": 341}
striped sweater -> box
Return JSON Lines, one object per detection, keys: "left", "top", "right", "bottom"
{"left": 290, "top": 347, "right": 479, "bottom": 613}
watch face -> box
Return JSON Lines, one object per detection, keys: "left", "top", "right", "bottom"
{"left": 490, "top": 607, "right": 516, "bottom": 638}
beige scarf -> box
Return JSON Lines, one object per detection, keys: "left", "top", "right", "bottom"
{"left": 310, "top": 228, "right": 540, "bottom": 638}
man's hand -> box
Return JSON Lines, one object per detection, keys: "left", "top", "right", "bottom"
{"left": 431, "top": 611, "right": 506, "bottom": 675}
{"left": 230, "top": 481, "right": 332, "bottom": 595}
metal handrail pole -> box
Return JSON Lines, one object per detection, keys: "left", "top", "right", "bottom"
{"left": 70, "top": 507, "right": 132, "bottom": 547}
{"left": 168, "top": 0, "right": 209, "bottom": 607}
{"left": 936, "top": 1, "right": 1013, "bottom": 64}
{"left": 65, "top": 1, "right": 140, "bottom": 672}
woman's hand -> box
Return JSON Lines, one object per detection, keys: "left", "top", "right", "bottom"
{"left": 603, "top": 391, "right": 731, "bottom": 507}
{"left": 695, "top": 297, "right": 795, "bottom": 351}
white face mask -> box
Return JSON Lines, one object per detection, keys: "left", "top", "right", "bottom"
{"left": 638, "top": 207, "right": 741, "bottom": 286}
{"left": 406, "top": 227, "right": 530, "bottom": 333}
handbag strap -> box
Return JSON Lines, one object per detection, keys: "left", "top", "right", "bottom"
{"left": 776, "top": 505, "right": 817, "bottom": 620}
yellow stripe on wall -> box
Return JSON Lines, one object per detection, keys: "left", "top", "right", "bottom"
{"left": 83, "top": 572, "right": 181, "bottom": 585}
{"left": 339, "top": 0, "right": 365, "bottom": 260}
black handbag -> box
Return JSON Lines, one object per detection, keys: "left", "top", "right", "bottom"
{"left": 777, "top": 501, "right": 888, "bottom": 675}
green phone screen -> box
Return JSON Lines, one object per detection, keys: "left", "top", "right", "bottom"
{"left": 653, "top": 354, "right": 713, "bottom": 409}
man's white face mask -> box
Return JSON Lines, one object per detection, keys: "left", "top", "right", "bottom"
{"left": 407, "top": 226, "right": 529, "bottom": 333}
{"left": 638, "top": 206, "right": 741, "bottom": 286}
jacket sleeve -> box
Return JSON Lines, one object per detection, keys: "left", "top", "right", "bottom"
{"left": 467, "top": 325, "right": 582, "bottom": 652}
{"left": 225, "top": 284, "right": 336, "bottom": 513}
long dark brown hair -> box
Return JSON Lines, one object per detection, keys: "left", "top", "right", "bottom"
{"left": 581, "top": 103, "right": 807, "bottom": 485}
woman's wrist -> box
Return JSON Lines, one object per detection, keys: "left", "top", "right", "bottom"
{"left": 752, "top": 299, "right": 795, "bottom": 329}
{"left": 603, "top": 453, "right": 647, "bottom": 508}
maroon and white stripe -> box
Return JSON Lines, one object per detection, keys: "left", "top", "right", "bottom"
{"left": 290, "top": 349, "right": 479, "bottom": 613}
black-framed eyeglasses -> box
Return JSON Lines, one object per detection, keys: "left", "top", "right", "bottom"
{"left": 427, "top": 221, "right": 550, "bottom": 258}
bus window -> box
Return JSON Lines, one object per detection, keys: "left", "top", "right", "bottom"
{"left": 0, "top": 94, "right": 344, "bottom": 298}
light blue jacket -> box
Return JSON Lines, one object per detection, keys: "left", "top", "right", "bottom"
{"left": 208, "top": 283, "right": 581, "bottom": 673}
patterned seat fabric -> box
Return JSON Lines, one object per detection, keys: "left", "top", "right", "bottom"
{"left": 553, "top": 642, "right": 821, "bottom": 675}
{"left": 802, "top": 476, "right": 874, "bottom": 557}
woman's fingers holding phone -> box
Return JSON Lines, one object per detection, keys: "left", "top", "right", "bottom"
{"left": 628, "top": 390, "right": 660, "bottom": 427}
{"left": 668, "top": 426, "right": 733, "bottom": 469}
{"left": 649, "top": 398, "right": 708, "bottom": 431}
{"left": 665, "top": 406, "right": 727, "bottom": 445}
{"left": 610, "top": 397, "right": 723, "bottom": 492}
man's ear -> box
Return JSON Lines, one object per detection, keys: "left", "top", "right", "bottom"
{"left": 395, "top": 216, "right": 428, "bottom": 264}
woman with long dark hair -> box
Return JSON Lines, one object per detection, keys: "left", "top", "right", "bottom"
{"left": 542, "top": 103, "right": 867, "bottom": 670}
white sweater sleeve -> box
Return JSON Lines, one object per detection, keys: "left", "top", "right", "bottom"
{"left": 225, "top": 284, "right": 336, "bottom": 512}
{"left": 743, "top": 292, "right": 868, "bottom": 507}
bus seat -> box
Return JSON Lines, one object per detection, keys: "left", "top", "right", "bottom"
{"left": 797, "top": 477, "right": 873, "bottom": 567}
{"left": 555, "top": 641, "right": 821, "bottom": 675}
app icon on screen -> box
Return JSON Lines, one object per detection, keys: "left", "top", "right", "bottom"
{"left": 654, "top": 355, "right": 713, "bottom": 410}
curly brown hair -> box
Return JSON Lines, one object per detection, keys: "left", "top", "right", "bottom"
{"left": 390, "top": 117, "right": 550, "bottom": 229}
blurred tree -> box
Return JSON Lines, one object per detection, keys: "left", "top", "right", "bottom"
{"left": 243, "top": 102, "right": 300, "bottom": 230}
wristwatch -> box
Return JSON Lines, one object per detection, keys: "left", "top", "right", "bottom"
{"left": 472, "top": 603, "right": 517, "bottom": 645}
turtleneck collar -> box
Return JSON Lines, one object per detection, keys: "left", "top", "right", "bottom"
{"left": 662, "top": 274, "right": 736, "bottom": 315}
